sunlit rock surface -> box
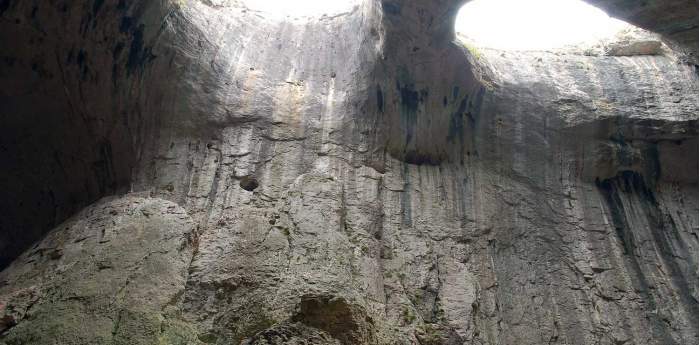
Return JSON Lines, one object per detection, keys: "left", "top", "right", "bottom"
{"left": 586, "top": 0, "right": 698, "bottom": 63}
{"left": 0, "top": 0, "right": 697, "bottom": 344}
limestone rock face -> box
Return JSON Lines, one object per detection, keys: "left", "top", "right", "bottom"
{"left": 0, "top": 0, "right": 697, "bottom": 345}
{"left": 585, "top": 0, "right": 699, "bottom": 63}
{"left": 561, "top": 28, "right": 670, "bottom": 57}
{"left": 0, "top": 195, "right": 196, "bottom": 344}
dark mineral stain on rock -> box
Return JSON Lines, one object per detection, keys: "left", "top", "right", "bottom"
{"left": 447, "top": 97, "right": 468, "bottom": 143}
{"left": 376, "top": 85, "right": 384, "bottom": 112}
{"left": 0, "top": 0, "right": 10, "bottom": 16}
{"left": 112, "top": 42, "right": 124, "bottom": 59}
{"left": 92, "top": 0, "right": 105, "bottom": 16}
{"left": 403, "top": 150, "right": 442, "bottom": 166}
{"left": 126, "top": 25, "right": 154, "bottom": 75}
{"left": 382, "top": 2, "right": 401, "bottom": 15}
{"left": 396, "top": 79, "right": 421, "bottom": 145}
{"left": 119, "top": 16, "right": 133, "bottom": 33}
{"left": 396, "top": 81, "right": 419, "bottom": 113}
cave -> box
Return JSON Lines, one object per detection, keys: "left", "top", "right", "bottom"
{"left": 0, "top": 0, "right": 697, "bottom": 344}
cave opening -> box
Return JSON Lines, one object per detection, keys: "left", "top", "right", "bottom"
{"left": 455, "top": 0, "right": 629, "bottom": 50}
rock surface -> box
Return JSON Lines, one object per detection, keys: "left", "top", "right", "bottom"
{"left": 0, "top": 195, "right": 196, "bottom": 344}
{"left": 586, "top": 0, "right": 699, "bottom": 63}
{"left": 554, "top": 27, "right": 671, "bottom": 57}
{"left": 0, "top": 0, "right": 697, "bottom": 344}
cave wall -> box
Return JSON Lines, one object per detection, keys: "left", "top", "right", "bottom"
{"left": 585, "top": 0, "right": 699, "bottom": 63}
{"left": 0, "top": 0, "right": 697, "bottom": 344}
{"left": 0, "top": 0, "right": 172, "bottom": 267}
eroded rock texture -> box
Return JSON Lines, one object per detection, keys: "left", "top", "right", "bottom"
{"left": 0, "top": 0, "right": 697, "bottom": 344}
{"left": 586, "top": 0, "right": 699, "bottom": 63}
{"left": 0, "top": 195, "right": 196, "bottom": 344}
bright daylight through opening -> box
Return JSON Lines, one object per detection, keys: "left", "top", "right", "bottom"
{"left": 238, "top": 0, "right": 358, "bottom": 18}
{"left": 455, "top": 0, "right": 630, "bottom": 50}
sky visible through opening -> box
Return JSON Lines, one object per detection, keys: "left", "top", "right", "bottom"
{"left": 455, "top": 0, "right": 629, "bottom": 50}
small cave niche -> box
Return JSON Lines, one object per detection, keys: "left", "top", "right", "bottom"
{"left": 291, "top": 295, "right": 376, "bottom": 345}
{"left": 239, "top": 176, "right": 259, "bottom": 191}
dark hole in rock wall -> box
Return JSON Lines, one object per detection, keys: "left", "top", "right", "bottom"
{"left": 239, "top": 176, "right": 259, "bottom": 191}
